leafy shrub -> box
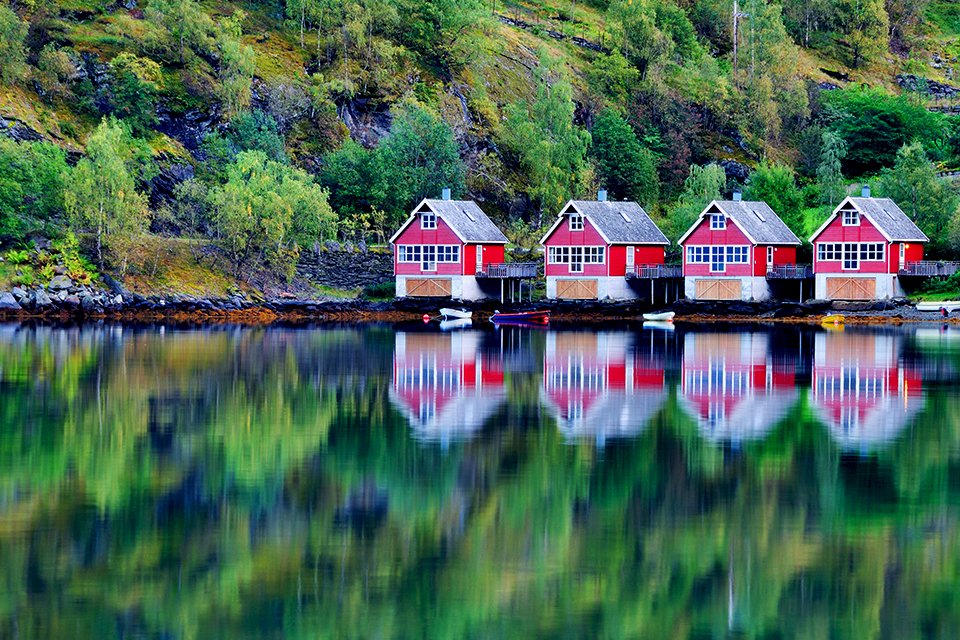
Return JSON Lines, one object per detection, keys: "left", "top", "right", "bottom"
{"left": 6, "top": 249, "right": 31, "bottom": 265}
{"left": 361, "top": 281, "right": 395, "bottom": 300}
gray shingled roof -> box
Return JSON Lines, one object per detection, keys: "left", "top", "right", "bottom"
{"left": 568, "top": 200, "right": 669, "bottom": 244}
{"left": 847, "top": 197, "right": 928, "bottom": 242}
{"left": 715, "top": 200, "right": 801, "bottom": 245}
{"left": 423, "top": 199, "right": 508, "bottom": 243}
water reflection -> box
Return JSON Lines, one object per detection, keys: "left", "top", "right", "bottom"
{"left": 0, "top": 322, "right": 959, "bottom": 638}
{"left": 390, "top": 330, "right": 505, "bottom": 443}
{"left": 541, "top": 331, "right": 667, "bottom": 444}
{"left": 811, "top": 331, "right": 925, "bottom": 451}
{"left": 680, "top": 332, "right": 799, "bottom": 445}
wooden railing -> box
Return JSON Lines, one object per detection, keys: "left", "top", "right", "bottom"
{"left": 766, "top": 264, "right": 813, "bottom": 279}
{"left": 477, "top": 262, "right": 539, "bottom": 278}
{"left": 626, "top": 264, "right": 683, "bottom": 279}
{"left": 899, "top": 261, "right": 960, "bottom": 277}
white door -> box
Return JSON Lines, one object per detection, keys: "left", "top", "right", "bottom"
{"left": 626, "top": 246, "right": 635, "bottom": 272}
{"left": 899, "top": 244, "right": 905, "bottom": 270}
{"left": 767, "top": 246, "right": 774, "bottom": 266}
{"left": 476, "top": 246, "right": 484, "bottom": 273}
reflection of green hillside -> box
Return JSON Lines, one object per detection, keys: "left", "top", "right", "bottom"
{"left": 0, "top": 326, "right": 958, "bottom": 638}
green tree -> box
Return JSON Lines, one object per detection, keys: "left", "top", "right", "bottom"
{"left": 667, "top": 163, "right": 725, "bottom": 240}
{"left": 145, "top": 0, "right": 214, "bottom": 64}
{"left": 215, "top": 12, "right": 256, "bottom": 117}
{"left": 836, "top": 0, "right": 888, "bottom": 67}
{"left": 318, "top": 139, "right": 385, "bottom": 220}
{"left": 817, "top": 130, "right": 847, "bottom": 207}
{"left": 586, "top": 53, "right": 640, "bottom": 105}
{"left": 208, "top": 150, "right": 336, "bottom": 278}
{"left": 108, "top": 53, "right": 163, "bottom": 136}
{"left": 502, "top": 60, "right": 591, "bottom": 220}
{"left": 608, "top": 0, "right": 702, "bottom": 78}
{"left": 376, "top": 103, "right": 466, "bottom": 224}
{"left": 64, "top": 118, "right": 152, "bottom": 272}
{"left": 0, "top": 5, "right": 27, "bottom": 84}
{"left": 0, "top": 139, "right": 69, "bottom": 241}
{"left": 879, "top": 142, "right": 960, "bottom": 255}
{"left": 590, "top": 109, "right": 659, "bottom": 206}
{"left": 744, "top": 161, "right": 804, "bottom": 233}
{"left": 823, "top": 88, "right": 946, "bottom": 175}
{"left": 397, "top": 0, "right": 486, "bottom": 68}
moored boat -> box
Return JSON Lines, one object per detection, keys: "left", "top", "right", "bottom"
{"left": 642, "top": 311, "right": 675, "bottom": 322}
{"left": 440, "top": 307, "right": 472, "bottom": 320}
{"left": 490, "top": 310, "right": 550, "bottom": 325}
{"left": 821, "top": 314, "right": 845, "bottom": 326}
{"left": 916, "top": 301, "right": 960, "bottom": 315}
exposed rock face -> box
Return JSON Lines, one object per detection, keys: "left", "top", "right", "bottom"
{"left": 897, "top": 74, "right": 960, "bottom": 99}
{"left": 150, "top": 159, "right": 196, "bottom": 206}
{"left": 0, "top": 116, "right": 44, "bottom": 143}
{"left": 297, "top": 246, "right": 394, "bottom": 290}
{"left": 0, "top": 292, "right": 21, "bottom": 310}
{"left": 155, "top": 106, "right": 223, "bottom": 154}
{"left": 720, "top": 159, "right": 751, "bottom": 184}
{"left": 337, "top": 99, "right": 393, "bottom": 147}
{"left": 48, "top": 275, "right": 73, "bottom": 291}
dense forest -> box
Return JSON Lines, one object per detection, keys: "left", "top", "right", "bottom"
{"left": 3, "top": 0, "right": 960, "bottom": 288}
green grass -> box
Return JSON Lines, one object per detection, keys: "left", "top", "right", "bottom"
{"left": 312, "top": 284, "right": 361, "bottom": 299}
{"left": 911, "top": 290, "right": 960, "bottom": 301}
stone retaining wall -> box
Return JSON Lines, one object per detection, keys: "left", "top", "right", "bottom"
{"left": 297, "top": 244, "right": 394, "bottom": 290}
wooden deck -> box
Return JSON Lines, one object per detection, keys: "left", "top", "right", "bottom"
{"left": 625, "top": 265, "right": 683, "bottom": 279}
{"left": 477, "top": 262, "right": 539, "bottom": 279}
{"left": 766, "top": 265, "right": 813, "bottom": 280}
{"left": 898, "top": 261, "right": 960, "bottom": 277}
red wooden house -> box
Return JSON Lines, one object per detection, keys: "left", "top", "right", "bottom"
{"left": 678, "top": 196, "right": 802, "bottom": 301}
{"left": 541, "top": 331, "right": 667, "bottom": 445}
{"left": 810, "top": 186, "right": 928, "bottom": 300}
{"left": 390, "top": 192, "right": 507, "bottom": 300}
{"left": 539, "top": 192, "right": 670, "bottom": 300}
{"left": 811, "top": 331, "right": 923, "bottom": 451}
{"left": 390, "top": 331, "right": 506, "bottom": 443}
{"left": 679, "top": 332, "right": 798, "bottom": 445}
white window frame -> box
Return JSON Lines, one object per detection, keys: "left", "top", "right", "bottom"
{"left": 710, "top": 214, "right": 726, "bottom": 230}
{"left": 421, "top": 212, "right": 437, "bottom": 230}
{"left": 842, "top": 209, "right": 860, "bottom": 226}
{"left": 842, "top": 243, "right": 859, "bottom": 270}
{"left": 421, "top": 246, "right": 437, "bottom": 271}
{"left": 626, "top": 246, "right": 635, "bottom": 268}
{"left": 710, "top": 246, "right": 726, "bottom": 272}
{"left": 569, "top": 214, "right": 584, "bottom": 231}
{"left": 859, "top": 243, "right": 884, "bottom": 262}
{"left": 899, "top": 243, "right": 906, "bottom": 270}
{"left": 767, "top": 246, "right": 774, "bottom": 266}
{"left": 817, "top": 243, "right": 842, "bottom": 261}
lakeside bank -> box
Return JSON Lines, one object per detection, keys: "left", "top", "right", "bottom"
{"left": 1, "top": 282, "right": 956, "bottom": 325}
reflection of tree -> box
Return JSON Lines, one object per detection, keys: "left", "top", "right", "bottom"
{"left": 0, "top": 327, "right": 959, "bottom": 638}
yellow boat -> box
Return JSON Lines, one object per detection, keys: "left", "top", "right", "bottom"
{"left": 821, "top": 314, "right": 845, "bottom": 326}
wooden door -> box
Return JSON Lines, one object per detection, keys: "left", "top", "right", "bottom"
{"left": 695, "top": 279, "right": 742, "bottom": 300}
{"left": 557, "top": 279, "right": 598, "bottom": 299}
{"left": 406, "top": 278, "right": 453, "bottom": 297}
{"left": 826, "top": 277, "right": 876, "bottom": 300}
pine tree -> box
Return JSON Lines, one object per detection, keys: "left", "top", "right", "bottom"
{"left": 816, "top": 131, "right": 847, "bottom": 207}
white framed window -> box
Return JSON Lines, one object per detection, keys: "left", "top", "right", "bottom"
{"left": 710, "top": 214, "right": 726, "bottom": 230}
{"left": 842, "top": 209, "right": 860, "bottom": 226}
{"left": 711, "top": 246, "right": 726, "bottom": 272}
{"left": 687, "top": 246, "right": 709, "bottom": 264}
{"left": 549, "top": 246, "right": 604, "bottom": 265}
{"left": 860, "top": 243, "right": 884, "bottom": 262}
{"left": 767, "top": 246, "right": 774, "bottom": 265}
{"left": 843, "top": 243, "right": 859, "bottom": 270}
{"left": 726, "top": 246, "right": 749, "bottom": 263}
{"left": 421, "top": 212, "right": 437, "bottom": 230}
{"left": 817, "top": 243, "right": 842, "bottom": 261}
{"left": 569, "top": 214, "right": 584, "bottom": 231}
{"left": 398, "top": 245, "right": 421, "bottom": 263}
{"left": 421, "top": 246, "right": 437, "bottom": 271}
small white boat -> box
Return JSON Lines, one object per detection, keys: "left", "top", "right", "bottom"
{"left": 642, "top": 311, "right": 675, "bottom": 322}
{"left": 440, "top": 307, "right": 472, "bottom": 320}
{"left": 917, "top": 301, "right": 960, "bottom": 314}
{"left": 439, "top": 318, "right": 472, "bottom": 332}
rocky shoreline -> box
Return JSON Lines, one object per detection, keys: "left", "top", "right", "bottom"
{"left": 0, "top": 278, "right": 952, "bottom": 324}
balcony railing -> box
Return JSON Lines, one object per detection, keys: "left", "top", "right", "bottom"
{"left": 898, "top": 261, "right": 960, "bottom": 277}
{"left": 477, "top": 262, "right": 539, "bottom": 278}
{"left": 766, "top": 264, "right": 813, "bottom": 279}
{"left": 625, "top": 264, "right": 683, "bottom": 279}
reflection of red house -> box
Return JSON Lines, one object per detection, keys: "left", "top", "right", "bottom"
{"left": 811, "top": 331, "right": 924, "bottom": 450}
{"left": 390, "top": 331, "right": 505, "bottom": 442}
{"left": 680, "top": 333, "right": 798, "bottom": 444}
{"left": 541, "top": 332, "right": 666, "bottom": 444}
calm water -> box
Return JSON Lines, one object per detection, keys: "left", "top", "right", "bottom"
{"left": 1, "top": 321, "right": 959, "bottom": 638}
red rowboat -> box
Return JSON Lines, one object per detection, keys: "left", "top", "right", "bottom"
{"left": 490, "top": 310, "right": 550, "bottom": 325}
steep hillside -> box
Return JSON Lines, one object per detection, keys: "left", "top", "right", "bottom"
{"left": 2, "top": 0, "right": 960, "bottom": 286}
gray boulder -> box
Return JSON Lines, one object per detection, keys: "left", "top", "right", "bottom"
{"left": 49, "top": 275, "right": 73, "bottom": 291}
{"left": 34, "top": 290, "right": 52, "bottom": 307}
{"left": 80, "top": 295, "right": 100, "bottom": 311}
{"left": 63, "top": 294, "right": 81, "bottom": 307}
{"left": 0, "top": 292, "right": 21, "bottom": 310}
{"left": 11, "top": 286, "right": 27, "bottom": 300}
